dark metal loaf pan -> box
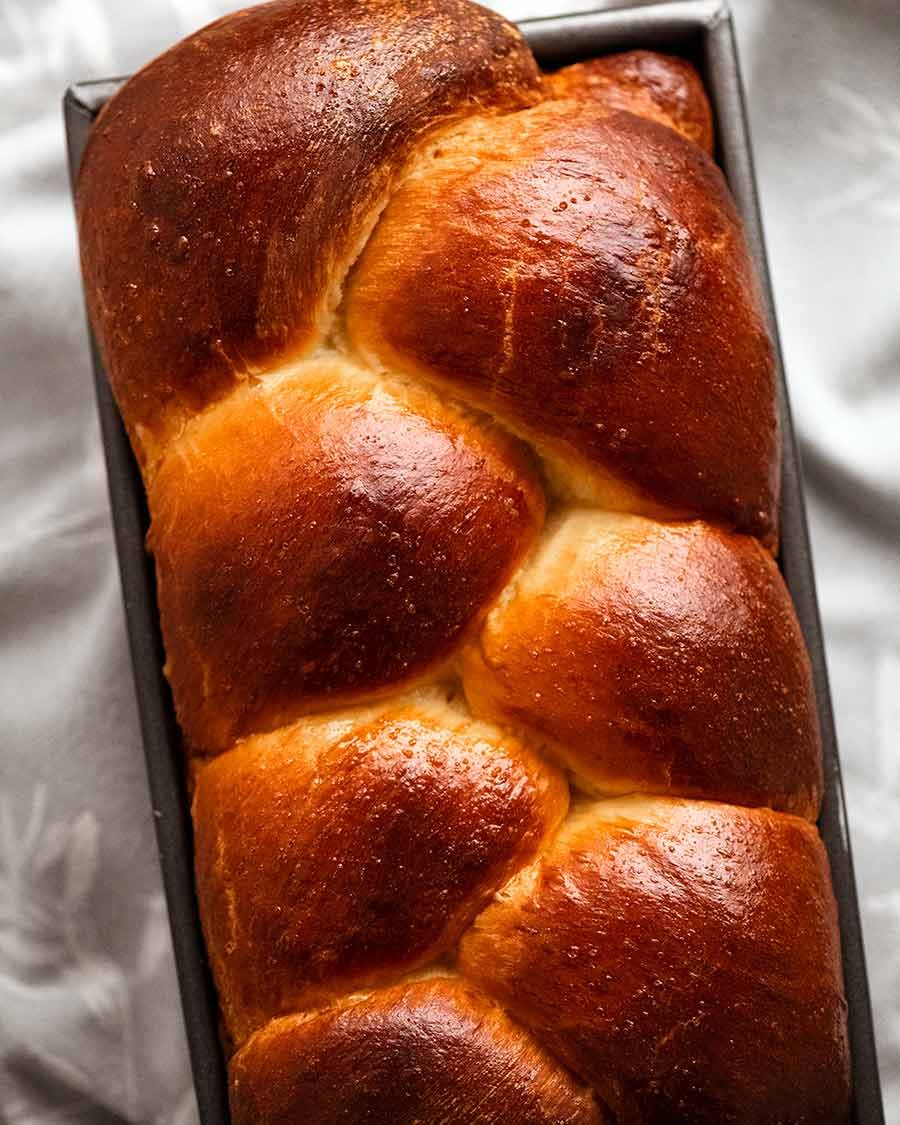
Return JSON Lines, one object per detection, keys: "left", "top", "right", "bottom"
{"left": 64, "top": 1, "right": 884, "bottom": 1121}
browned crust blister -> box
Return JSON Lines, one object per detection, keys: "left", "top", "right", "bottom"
{"left": 148, "top": 360, "right": 545, "bottom": 754}
{"left": 545, "top": 51, "right": 715, "bottom": 153}
{"left": 230, "top": 978, "right": 607, "bottom": 1125}
{"left": 192, "top": 695, "right": 568, "bottom": 1044}
{"left": 77, "top": 0, "right": 542, "bottom": 465}
{"left": 76, "top": 2, "right": 849, "bottom": 1122}
{"left": 346, "top": 98, "right": 778, "bottom": 543}
{"left": 461, "top": 512, "right": 823, "bottom": 817}
{"left": 459, "top": 799, "right": 850, "bottom": 1125}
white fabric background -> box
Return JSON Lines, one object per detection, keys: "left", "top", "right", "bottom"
{"left": 1, "top": 0, "right": 897, "bottom": 1121}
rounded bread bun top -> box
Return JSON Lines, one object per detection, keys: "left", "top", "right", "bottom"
{"left": 458, "top": 796, "right": 850, "bottom": 1125}
{"left": 229, "top": 976, "right": 606, "bottom": 1125}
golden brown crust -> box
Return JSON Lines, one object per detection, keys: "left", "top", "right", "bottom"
{"left": 462, "top": 512, "right": 823, "bottom": 817}
{"left": 347, "top": 99, "right": 778, "bottom": 543}
{"left": 230, "top": 978, "right": 606, "bottom": 1124}
{"left": 74, "top": 0, "right": 843, "bottom": 1114}
{"left": 76, "top": 0, "right": 540, "bottom": 461}
{"left": 545, "top": 51, "right": 714, "bottom": 153}
{"left": 193, "top": 695, "right": 568, "bottom": 1044}
{"left": 458, "top": 797, "right": 850, "bottom": 1125}
{"left": 148, "top": 360, "right": 544, "bottom": 754}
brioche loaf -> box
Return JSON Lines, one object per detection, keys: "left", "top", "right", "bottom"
{"left": 76, "top": 1, "right": 850, "bottom": 1121}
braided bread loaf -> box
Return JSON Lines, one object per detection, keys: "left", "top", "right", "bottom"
{"left": 76, "top": 1, "right": 850, "bottom": 1121}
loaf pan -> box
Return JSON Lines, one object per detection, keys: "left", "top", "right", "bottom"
{"left": 64, "top": 2, "right": 884, "bottom": 1121}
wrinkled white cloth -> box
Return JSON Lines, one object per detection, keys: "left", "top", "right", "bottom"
{"left": 0, "top": 0, "right": 897, "bottom": 1122}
